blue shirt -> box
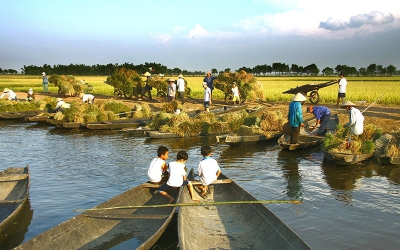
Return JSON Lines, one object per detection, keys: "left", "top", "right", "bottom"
{"left": 203, "top": 76, "right": 215, "bottom": 90}
{"left": 288, "top": 101, "right": 303, "bottom": 127}
{"left": 312, "top": 106, "right": 330, "bottom": 120}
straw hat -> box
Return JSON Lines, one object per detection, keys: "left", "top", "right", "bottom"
{"left": 28, "top": 88, "right": 33, "bottom": 94}
{"left": 178, "top": 74, "right": 183, "bottom": 78}
{"left": 56, "top": 98, "right": 63, "bottom": 102}
{"left": 202, "top": 82, "right": 207, "bottom": 86}
{"left": 144, "top": 72, "right": 151, "bottom": 77}
{"left": 3, "top": 88, "right": 10, "bottom": 93}
{"left": 167, "top": 78, "right": 175, "bottom": 82}
{"left": 42, "top": 72, "right": 46, "bottom": 75}
{"left": 292, "top": 93, "right": 307, "bottom": 102}
{"left": 340, "top": 101, "right": 356, "bottom": 107}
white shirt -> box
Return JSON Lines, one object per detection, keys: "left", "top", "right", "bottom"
{"left": 198, "top": 157, "right": 220, "bottom": 185}
{"left": 0, "top": 90, "right": 17, "bottom": 100}
{"left": 344, "top": 107, "right": 364, "bottom": 135}
{"left": 82, "top": 94, "right": 94, "bottom": 104}
{"left": 56, "top": 100, "right": 66, "bottom": 109}
{"left": 166, "top": 161, "right": 187, "bottom": 187}
{"left": 203, "top": 87, "right": 211, "bottom": 102}
{"left": 168, "top": 83, "right": 176, "bottom": 97}
{"left": 232, "top": 87, "right": 239, "bottom": 97}
{"left": 177, "top": 78, "right": 185, "bottom": 92}
{"left": 338, "top": 78, "right": 347, "bottom": 93}
{"left": 147, "top": 158, "right": 165, "bottom": 183}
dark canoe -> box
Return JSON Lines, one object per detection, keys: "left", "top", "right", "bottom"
{"left": 46, "top": 118, "right": 66, "bottom": 126}
{"left": 15, "top": 184, "right": 181, "bottom": 250}
{"left": 222, "top": 132, "right": 284, "bottom": 147}
{"left": 377, "top": 155, "right": 400, "bottom": 165}
{"left": 0, "top": 111, "right": 42, "bottom": 120}
{"left": 85, "top": 118, "right": 149, "bottom": 130}
{"left": 178, "top": 169, "right": 311, "bottom": 250}
{"left": 24, "top": 114, "right": 53, "bottom": 123}
{"left": 56, "top": 122, "right": 86, "bottom": 129}
{"left": 324, "top": 151, "right": 374, "bottom": 165}
{"left": 278, "top": 134, "right": 324, "bottom": 150}
{"left": 121, "top": 127, "right": 155, "bottom": 136}
{"left": 147, "top": 131, "right": 181, "bottom": 138}
{"left": 0, "top": 166, "right": 30, "bottom": 236}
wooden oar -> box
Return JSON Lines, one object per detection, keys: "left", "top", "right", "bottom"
{"left": 75, "top": 199, "right": 302, "bottom": 212}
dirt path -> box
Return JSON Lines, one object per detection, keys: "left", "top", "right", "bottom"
{"left": 16, "top": 91, "right": 400, "bottom": 133}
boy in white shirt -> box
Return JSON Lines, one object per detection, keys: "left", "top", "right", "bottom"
{"left": 231, "top": 82, "right": 240, "bottom": 105}
{"left": 197, "top": 145, "right": 221, "bottom": 197}
{"left": 147, "top": 146, "right": 169, "bottom": 184}
{"left": 159, "top": 150, "right": 198, "bottom": 203}
{"left": 202, "top": 82, "right": 212, "bottom": 112}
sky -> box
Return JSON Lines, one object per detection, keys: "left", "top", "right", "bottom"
{"left": 1, "top": 0, "right": 400, "bottom": 73}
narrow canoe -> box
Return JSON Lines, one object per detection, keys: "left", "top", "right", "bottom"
{"left": 324, "top": 151, "right": 374, "bottom": 165}
{"left": 377, "top": 155, "right": 400, "bottom": 165}
{"left": 15, "top": 183, "right": 181, "bottom": 250}
{"left": 223, "top": 132, "right": 283, "bottom": 147}
{"left": 0, "top": 166, "right": 30, "bottom": 236}
{"left": 85, "top": 118, "right": 149, "bottom": 130}
{"left": 0, "top": 111, "right": 41, "bottom": 120}
{"left": 278, "top": 134, "right": 324, "bottom": 150}
{"left": 178, "top": 169, "right": 311, "bottom": 250}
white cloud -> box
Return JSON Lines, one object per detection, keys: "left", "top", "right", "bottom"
{"left": 187, "top": 24, "right": 209, "bottom": 38}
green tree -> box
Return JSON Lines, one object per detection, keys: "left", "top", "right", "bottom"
{"left": 322, "top": 67, "right": 334, "bottom": 76}
{"left": 386, "top": 65, "right": 397, "bottom": 76}
{"left": 366, "top": 64, "right": 377, "bottom": 76}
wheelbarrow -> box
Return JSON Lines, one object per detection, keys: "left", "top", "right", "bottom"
{"left": 282, "top": 80, "right": 338, "bottom": 104}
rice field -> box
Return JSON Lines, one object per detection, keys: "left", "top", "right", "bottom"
{"left": 1, "top": 75, "right": 399, "bottom": 106}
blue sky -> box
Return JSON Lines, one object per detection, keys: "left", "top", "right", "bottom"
{"left": 1, "top": 0, "right": 400, "bottom": 72}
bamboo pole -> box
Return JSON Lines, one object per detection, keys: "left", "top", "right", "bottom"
{"left": 75, "top": 199, "right": 302, "bottom": 212}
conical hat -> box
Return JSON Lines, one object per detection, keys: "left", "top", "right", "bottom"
{"left": 178, "top": 74, "right": 183, "bottom": 78}
{"left": 341, "top": 101, "right": 356, "bottom": 107}
{"left": 3, "top": 88, "right": 10, "bottom": 93}
{"left": 292, "top": 93, "right": 306, "bottom": 102}
{"left": 144, "top": 72, "right": 151, "bottom": 76}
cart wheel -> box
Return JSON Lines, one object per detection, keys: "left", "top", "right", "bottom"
{"left": 123, "top": 93, "right": 133, "bottom": 99}
{"left": 224, "top": 93, "right": 234, "bottom": 105}
{"left": 156, "top": 92, "right": 167, "bottom": 102}
{"left": 114, "top": 89, "right": 122, "bottom": 100}
{"left": 309, "top": 91, "right": 319, "bottom": 104}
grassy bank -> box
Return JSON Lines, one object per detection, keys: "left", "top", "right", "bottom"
{"left": 1, "top": 75, "right": 399, "bottom": 106}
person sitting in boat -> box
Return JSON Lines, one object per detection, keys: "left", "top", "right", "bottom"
{"left": 79, "top": 93, "right": 95, "bottom": 104}
{"left": 288, "top": 93, "right": 306, "bottom": 144}
{"left": 341, "top": 101, "right": 364, "bottom": 135}
{"left": 158, "top": 150, "right": 199, "bottom": 203}
{"left": 54, "top": 98, "right": 71, "bottom": 112}
{"left": 197, "top": 145, "right": 221, "bottom": 197}
{"left": 0, "top": 88, "right": 18, "bottom": 101}
{"left": 147, "top": 146, "right": 169, "bottom": 184}
{"left": 306, "top": 106, "right": 331, "bottom": 136}
{"left": 26, "top": 88, "right": 35, "bottom": 101}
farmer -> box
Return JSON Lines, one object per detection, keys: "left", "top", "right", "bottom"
{"left": 203, "top": 71, "right": 216, "bottom": 98}
{"left": 306, "top": 106, "right": 331, "bottom": 136}
{"left": 336, "top": 73, "right": 347, "bottom": 106}
{"left": 138, "top": 72, "right": 152, "bottom": 101}
{"left": 80, "top": 93, "right": 95, "bottom": 104}
{"left": 167, "top": 78, "right": 176, "bottom": 102}
{"left": 26, "top": 88, "right": 35, "bottom": 101}
{"left": 176, "top": 74, "right": 185, "bottom": 104}
{"left": 54, "top": 98, "right": 70, "bottom": 112}
{"left": 288, "top": 93, "right": 306, "bottom": 144}
{"left": 341, "top": 101, "right": 364, "bottom": 135}
{"left": 202, "top": 82, "right": 212, "bottom": 112}
{"left": 231, "top": 82, "right": 240, "bottom": 105}
{"left": 0, "top": 88, "right": 18, "bottom": 101}
{"left": 42, "top": 72, "right": 49, "bottom": 93}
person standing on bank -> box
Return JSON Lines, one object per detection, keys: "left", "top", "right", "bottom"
{"left": 341, "top": 101, "right": 364, "bottom": 135}
{"left": 42, "top": 72, "right": 49, "bottom": 93}
{"left": 307, "top": 106, "right": 331, "bottom": 136}
{"left": 336, "top": 73, "right": 347, "bottom": 106}
{"left": 167, "top": 78, "right": 176, "bottom": 102}
{"left": 176, "top": 74, "right": 185, "bottom": 104}
{"left": 202, "top": 82, "right": 212, "bottom": 112}
{"left": 203, "top": 71, "right": 216, "bottom": 98}
{"left": 288, "top": 93, "right": 306, "bottom": 144}
{"left": 139, "top": 72, "right": 152, "bottom": 101}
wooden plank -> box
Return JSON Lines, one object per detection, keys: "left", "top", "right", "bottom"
{"left": 0, "top": 174, "right": 29, "bottom": 182}
{"left": 83, "top": 213, "right": 169, "bottom": 219}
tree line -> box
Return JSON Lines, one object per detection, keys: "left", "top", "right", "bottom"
{"left": 0, "top": 62, "right": 398, "bottom": 76}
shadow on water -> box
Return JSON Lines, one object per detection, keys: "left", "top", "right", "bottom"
{"left": 0, "top": 199, "right": 33, "bottom": 250}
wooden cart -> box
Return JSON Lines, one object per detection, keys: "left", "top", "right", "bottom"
{"left": 282, "top": 80, "right": 338, "bottom": 104}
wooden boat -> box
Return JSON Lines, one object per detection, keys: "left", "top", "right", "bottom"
{"left": 377, "top": 155, "right": 400, "bottom": 165}
{"left": 219, "top": 132, "right": 283, "bottom": 146}
{"left": 0, "top": 111, "right": 42, "bottom": 120}
{"left": 323, "top": 151, "right": 374, "bottom": 165}
{"left": 15, "top": 183, "right": 181, "bottom": 250}
{"left": 85, "top": 118, "right": 149, "bottom": 130}
{"left": 56, "top": 122, "right": 85, "bottom": 129}
{"left": 24, "top": 114, "right": 53, "bottom": 123}
{"left": 147, "top": 131, "right": 181, "bottom": 138}
{"left": 0, "top": 166, "right": 30, "bottom": 235}
{"left": 278, "top": 134, "right": 324, "bottom": 150}
{"left": 121, "top": 127, "right": 155, "bottom": 136}
{"left": 178, "top": 169, "right": 311, "bottom": 250}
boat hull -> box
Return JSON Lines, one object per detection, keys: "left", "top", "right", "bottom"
{"left": 178, "top": 169, "right": 311, "bottom": 250}
{"left": 377, "top": 155, "right": 400, "bottom": 165}
{"left": 324, "top": 151, "right": 374, "bottom": 165}
{"left": 15, "top": 184, "right": 180, "bottom": 250}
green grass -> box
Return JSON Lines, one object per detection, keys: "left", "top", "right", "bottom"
{"left": 1, "top": 75, "right": 399, "bottom": 105}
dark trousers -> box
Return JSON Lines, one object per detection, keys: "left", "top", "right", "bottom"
{"left": 290, "top": 126, "right": 300, "bottom": 144}
{"left": 178, "top": 91, "right": 185, "bottom": 104}
{"left": 316, "top": 113, "right": 331, "bottom": 135}
{"left": 141, "top": 86, "right": 152, "bottom": 100}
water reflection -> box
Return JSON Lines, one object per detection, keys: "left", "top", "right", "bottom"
{"left": 0, "top": 200, "right": 33, "bottom": 250}
{"left": 277, "top": 153, "right": 303, "bottom": 199}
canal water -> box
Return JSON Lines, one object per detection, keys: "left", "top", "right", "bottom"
{"left": 0, "top": 120, "right": 399, "bottom": 249}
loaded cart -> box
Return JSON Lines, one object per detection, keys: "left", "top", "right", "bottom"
{"left": 282, "top": 80, "right": 338, "bottom": 104}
